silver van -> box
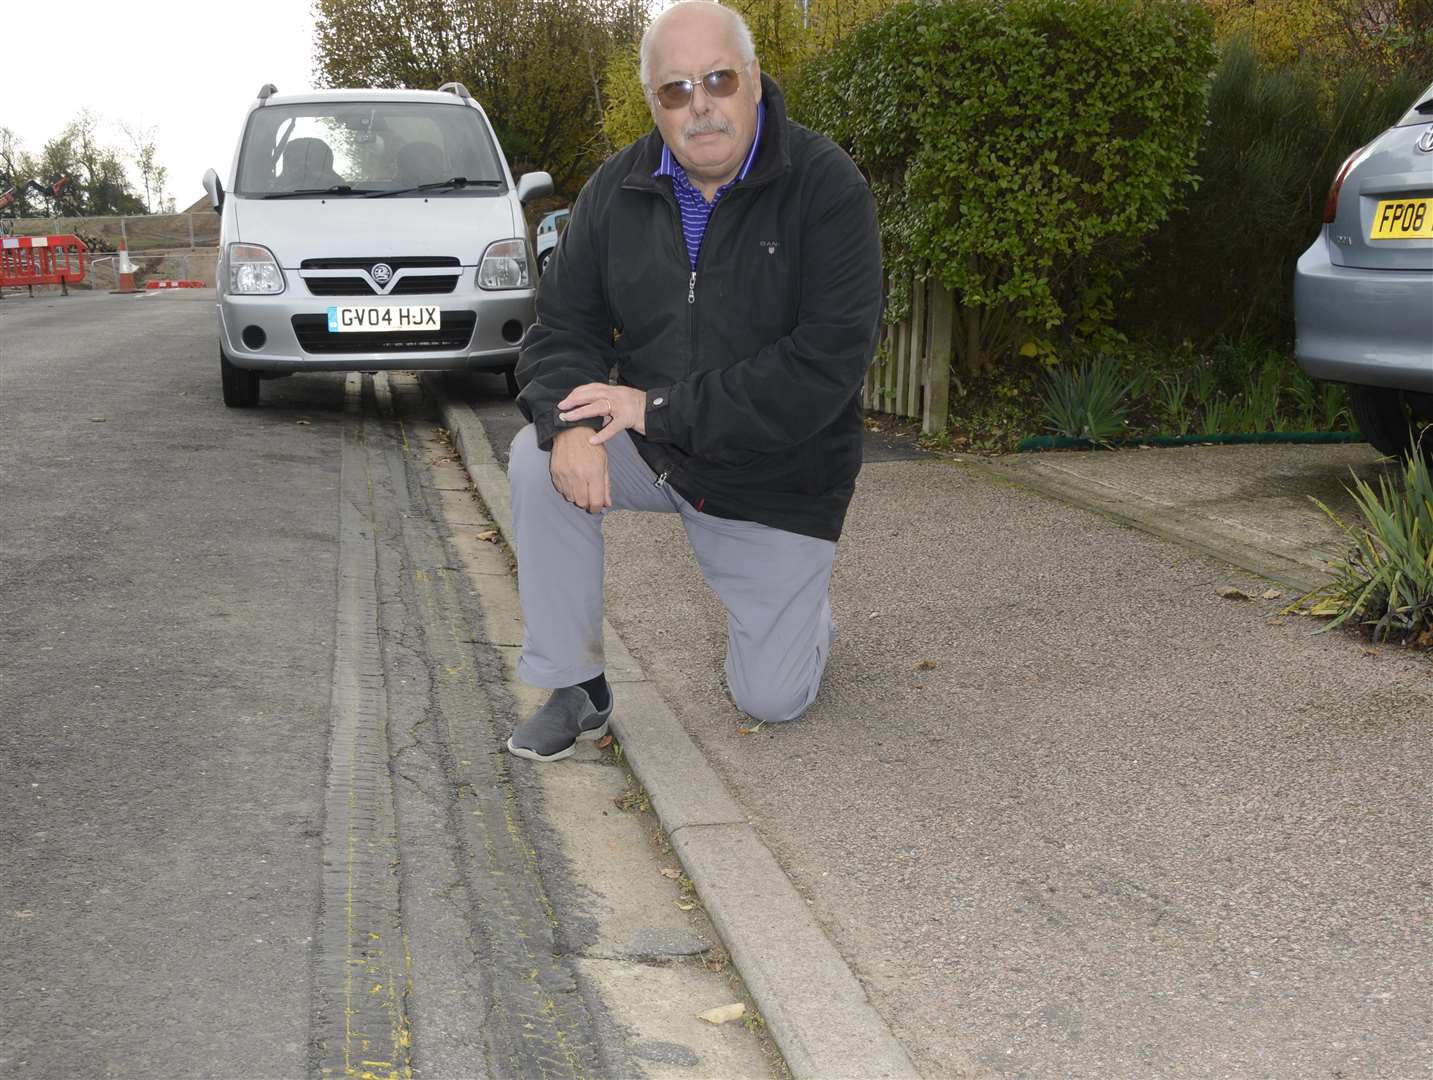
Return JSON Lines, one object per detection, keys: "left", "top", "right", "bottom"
{"left": 202, "top": 82, "right": 552, "bottom": 407}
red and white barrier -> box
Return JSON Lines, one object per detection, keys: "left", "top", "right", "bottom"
{"left": 0, "top": 234, "right": 88, "bottom": 295}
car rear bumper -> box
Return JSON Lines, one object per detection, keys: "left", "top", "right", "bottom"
{"left": 216, "top": 284, "right": 534, "bottom": 373}
{"left": 1294, "top": 237, "right": 1433, "bottom": 392}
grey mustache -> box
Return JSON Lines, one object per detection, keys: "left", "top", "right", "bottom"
{"left": 683, "top": 119, "right": 732, "bottom": 139}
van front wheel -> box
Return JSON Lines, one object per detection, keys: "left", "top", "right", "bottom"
{"left": 220, "top": 349, "right": 261, "bottom": 408}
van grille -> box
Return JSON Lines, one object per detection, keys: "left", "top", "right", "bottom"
{"left": 300, "top": 256, "right": 463, "bottom": 297}
{"left": 306, "top": 274, "right": 460, "bottom": 296}
{"left": 291, "top": 311, "right": 476, "bottom": 354}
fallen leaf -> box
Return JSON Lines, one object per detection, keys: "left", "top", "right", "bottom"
{"left": 675, "top": 899, "right": 698, "bottom": 911}
{"left": 659, "top": 867, "right": 681, "bottom": 880}
{"left": 912, "top": 683, "right": 926, "bottom": 690}
{"left": 1261, "top": 589, "right": 1283, "bottom": 600}
{"left": 296, "top": 418, "right": 311, "bottom": 426}
{"left": 697, "top": 1003, "right": 746, "bottom": 1025}
{"left": 1217, "top": 587, "right": 1251, "bottom": 601}
{"left": 914, "top": 659, "right": 937, "bottom": 670}
{"left": 88, "top": 417, "right": 106, "bottom": 423}
{"left": 736, "top": 726, "right": 753, "bottom": 735}
{"left": 1361, "top": 647, "right": 1380, "bottom": 657}
{"left": 595, "top": 734, "right": 613, "bottom": 749}
{"left": 13, "top": 911, "right": 33, "bottom": 919}
{"left": 476, "top": 530, "right": 500, "bottom": 543}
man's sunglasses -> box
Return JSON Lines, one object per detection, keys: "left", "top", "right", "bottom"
{"left": 649, "top": 62, "right": 752, "bottom": 110}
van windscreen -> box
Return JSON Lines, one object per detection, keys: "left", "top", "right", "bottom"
{"left": 235, "top": 102, "right": 505, "bottom": 196}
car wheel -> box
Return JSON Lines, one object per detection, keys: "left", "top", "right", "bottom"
{"left": 537, "top": 249, "right": 552, "bottom": 276}
{"left": 1348, "top": 385, "right": 1431, "bottom": 462}
{"left": 220, "top": 349, "right": 261, "bottom": 408}
{"left": 505, "top": 367, "right": 520, "bottom": 397}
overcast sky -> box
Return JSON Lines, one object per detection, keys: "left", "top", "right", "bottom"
{"left": 5, "top": 0, "right": 319, "bottom": 210}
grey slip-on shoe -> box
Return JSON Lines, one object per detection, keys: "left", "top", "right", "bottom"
{"left": 506, "top": 684, "right": 614, "bottom": 763}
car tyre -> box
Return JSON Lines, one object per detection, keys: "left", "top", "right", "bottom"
{"left": 1348, "top": 385, "right": 1430, "bottom": 462}
{"left": 220, "top": 349, "right": 261, "bottom": 408}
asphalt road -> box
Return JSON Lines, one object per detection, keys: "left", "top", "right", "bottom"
{"left": 0, "top": 291, "right": 652, "bottom": 1078}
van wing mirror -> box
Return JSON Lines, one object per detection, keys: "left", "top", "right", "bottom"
{"left": 516, "top": 171, "right": 554, "bottom": 205}
{"left": 203, "top": 169, "right": 225, "bottom": 214}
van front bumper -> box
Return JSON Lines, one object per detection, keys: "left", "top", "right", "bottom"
{"left": 217, "top": 281, "right": 535, "bottom": 373}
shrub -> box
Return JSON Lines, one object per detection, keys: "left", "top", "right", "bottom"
{"left": 799, "top": 0, "right": 1216, "bottom": 379}
{"left": 1307, "top": 451, "right": 1433, "bottom": 646}
{"left": 1118, "top": 38, "right": 1425, "bottom": 346}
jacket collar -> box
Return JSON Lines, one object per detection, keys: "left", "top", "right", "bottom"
{"left": 622, "top": 73, "right": 791, "bottom": 194}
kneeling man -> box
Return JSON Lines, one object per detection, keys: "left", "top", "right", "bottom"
{"left": 507, "top": 0, "right": 883, "bottom": 761}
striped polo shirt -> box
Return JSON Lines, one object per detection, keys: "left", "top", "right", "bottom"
{"left": 653, "top": 101, "right": 765, "bottom": 269}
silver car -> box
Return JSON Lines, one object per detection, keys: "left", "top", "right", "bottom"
{"left": 1295, "top": 79, "right": 1433, "bottom": 459}
{"left": 202, "top": 82, "right": 552, "bottom": 407}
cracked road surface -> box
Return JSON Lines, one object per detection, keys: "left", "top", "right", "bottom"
{"left": 3, "top": 292, "right": 746, "bottom": 1079}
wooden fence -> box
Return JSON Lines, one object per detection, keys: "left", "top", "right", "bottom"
{"left": 863, "top": 273, "right": 954, "bottom": 434}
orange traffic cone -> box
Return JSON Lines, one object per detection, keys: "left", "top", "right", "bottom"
{"left": 111, "top": 240, "right": 140, "bottom": 293}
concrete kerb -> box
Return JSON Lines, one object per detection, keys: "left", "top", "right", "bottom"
{"left": 420, "top": 373, "right": 923, "bottom": 1080}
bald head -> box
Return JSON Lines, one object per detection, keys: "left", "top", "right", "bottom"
{"left": 640, "top": 1, "right": 755, "bottom": 89}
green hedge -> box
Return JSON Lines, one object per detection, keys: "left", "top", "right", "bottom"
{"left": 1118, "top": 39, "right": 1427, "bottom": 346}
{"left": 799, "top": 0, "right": 1216, "bottom": 376}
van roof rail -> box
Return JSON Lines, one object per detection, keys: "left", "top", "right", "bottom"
{"left": 257, "top": 83, "right": 278, "bottom": 103}
{"left": 437, "top": 82, "right": 472, "bottom": 100}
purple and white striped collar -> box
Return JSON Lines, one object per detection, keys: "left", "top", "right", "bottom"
{"left": 653, "top": 100, "right": 765, "bottom": 186}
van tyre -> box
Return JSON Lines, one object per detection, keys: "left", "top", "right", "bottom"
{"left": 220, "top": 349, "right": 261, "bottom": 408}
{"left": 1348, "top": 385, "right": 1430, "bottom": 462}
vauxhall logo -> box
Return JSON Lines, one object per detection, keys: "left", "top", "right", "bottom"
{"left": 370, "top": 262, "right": 394, "bottom": 285}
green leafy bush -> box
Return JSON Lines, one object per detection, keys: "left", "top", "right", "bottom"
{"left": 800, "top": 0, "right": 1216, "bottom": 377}
{"left": 1307, "top": 452, "right": 1433, "bottom": 646}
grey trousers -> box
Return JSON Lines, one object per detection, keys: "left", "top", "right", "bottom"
{"left": 508, "top": 424, "right": 836, "bottom": 723}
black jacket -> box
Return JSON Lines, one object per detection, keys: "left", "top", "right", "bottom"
{"left": 515, "top": 76, "right": 883, "bottom": 541}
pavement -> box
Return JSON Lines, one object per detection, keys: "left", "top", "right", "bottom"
{"left": 433, "top": 371, "right": 1432, "bottom": 1080}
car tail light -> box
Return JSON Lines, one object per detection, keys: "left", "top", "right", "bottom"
{"left": 1323, "top": 145, "right": 1368, "bottom": 223}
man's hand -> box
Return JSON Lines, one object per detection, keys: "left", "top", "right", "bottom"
{"left": 549, "top": 427, "right": 610, "bottom": 513}
{"left": 558, "top": 384, "right": 647, "bottom": 446}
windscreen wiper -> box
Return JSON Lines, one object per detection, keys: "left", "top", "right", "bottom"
{"left": 261, "top": 185, "right": 378, "bottom": 199}
{"left": 366, "top": 177, "right": 505, "bottom": 198}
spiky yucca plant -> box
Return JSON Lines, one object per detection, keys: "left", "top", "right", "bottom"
{"left": 1039, "top": 356, "right": 1133, "bottom": 444}
{"left": 1307, "top": 451, "right": 1433, "bottom": 645}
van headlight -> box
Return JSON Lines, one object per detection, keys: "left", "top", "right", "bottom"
{"left": 227, "top": 243, "right": 286, "bottom": 295}
{"left": 477, "top": 239, "right": 531, "bottom": 290}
